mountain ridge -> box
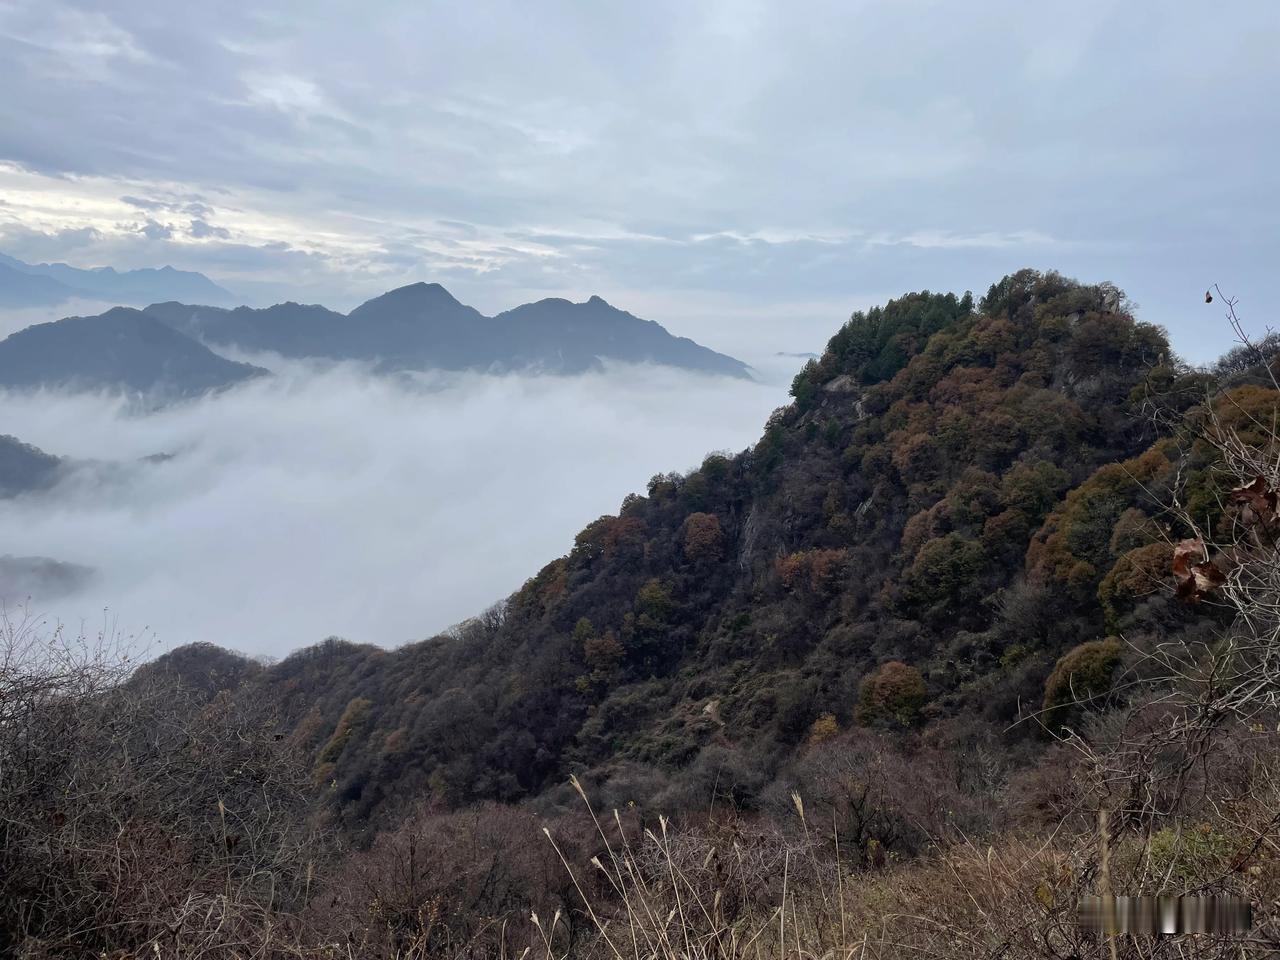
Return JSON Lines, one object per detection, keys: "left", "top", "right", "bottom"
{"left": 0, "top": 251, "right": 235, "bottom": 307}
{"left": 144, "top": 283, "right": 752, "bottom": 378}
{"left": 137, "top": 268, "right": 1246, "bottom": 834}
{"left": 0, "top": 306, "right": 267, "bottom": 400}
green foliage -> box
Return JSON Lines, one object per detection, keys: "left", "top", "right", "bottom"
{"left": 979, "top": 268, "right": 1095, "bottom": 320}
{"left": 1027, "top": 446, "right": 1175, "bottom": 591}
{"left": 1042, "top": 638, "right": 1122, "bottom": 727}
{"left": 635, "top": 578, "right": 674, "bottom": 619}
{"left": 1181, "top": 385, "right": 1280, "bottom": 526}
{"left": 1147, "top": 825, "right": 1237, "bottom": 883}
{"left": 790, "top": 358, "right": 821, "bottom": 408}
{"left": 1097, "top": 542, "right": 1173, "bottom": 627}
{"left": 825, "top": 291, "right": 974, "bottom": 386}
{"left": 901, "top": 534, "right": 985, "bottom": 609}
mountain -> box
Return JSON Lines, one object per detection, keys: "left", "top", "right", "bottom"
{"left": 0, "top": 555, "right": 93, "bottom": 603}
{"left": 0, "top": 307, "right": 267, "bottom": 399}
{"left": 143, "top": 300, "right": 348, "bottom": 358}
{"left": 141, "top": 268, "right": 1249, "bottom": 833}
{"left": 18, "top": 268, "right": 1280, "bottom": 958}
{"left": 0, "top": 434, "right": 63, "bottom": 496}
{"left": 0, "top": 260, "right": 83, "bottom": 308}
{"left": 145, "top": 283, "right": 751, "bottom": 377}
{"left": 0, "top": 252, "right": 234, "bottom": 307}
{"left": 493, "top": 295, "right": 749, "bottom": 376}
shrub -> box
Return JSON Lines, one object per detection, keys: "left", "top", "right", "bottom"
{"left": 902, "top": 534, "right": 985, "bottom": 608}
{"left": 1042, "top": 638, "right": 1123, "bottom": 728}
{"left": 1096, "top": 541, "right": 1173, "bottom": 626}
{"left": 855, "top": 661, "right": 927, "bottom": 727}
{"left": 807, "top": 712, "right": 840, "bottom": 745}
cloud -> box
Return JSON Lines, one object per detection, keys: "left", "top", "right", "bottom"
{"left": 120, "top": 195, "right": 168, "bottom": 211}
{"left": 188, "top": 219, "right": 230, "bottom": 239}
{"left": 0, "top": 298, "right": 119, "bottom": 338}
{"left": 867, "top": 229, "right": 1059, "bottom": 251}
{"left": 0, "top": 1, "right": 1275, "bottom": 356}
{"left": 137, "top": 218, "right": 173, "bottom": 240}
{"left": 0, "top": 3, "right": 152, "bottom": 71}
{"left": 0, "top": 360, "right": 790, "bottom": 657}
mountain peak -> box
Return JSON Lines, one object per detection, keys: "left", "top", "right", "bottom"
{"left": 352, "top": 281, "right": 469, "bottom": 314}
{"left": 0, "top": 305, "right": 266, "bottom": 400}
{"left": 393, "top": 281, "right": 455, "bottom": 299}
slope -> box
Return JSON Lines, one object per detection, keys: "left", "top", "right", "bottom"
{"left": 0, "top": 307, "right": 267, "bottom": 399}
{"left": 150, "top": 269, "right": 1237, "bottom": 833}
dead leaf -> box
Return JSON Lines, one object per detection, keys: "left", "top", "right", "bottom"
{"left": 1229, "top": 476, "right": 1278, "bottom": 527}
{"left": 1173, "top": 538, "right": 1225, "bottom": 602}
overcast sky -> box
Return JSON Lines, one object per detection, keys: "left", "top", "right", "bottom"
{"left": 0, "top": 1, "right": 1277, "bottom": 361}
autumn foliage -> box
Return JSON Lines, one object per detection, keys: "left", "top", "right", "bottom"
{"left": 854, "top": 661, "right": 928, "bottom": 727}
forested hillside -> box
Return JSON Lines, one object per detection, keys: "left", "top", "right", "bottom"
{"left": 8, "top": 268, "right": 1280, "bottom": 957}
{"left": 152, "top": 270, "right": 1235, "bottom": 830}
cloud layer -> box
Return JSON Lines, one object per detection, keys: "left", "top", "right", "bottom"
{"left": 0, "top": 360, "right": 791, "bottom": 658}
{"left": 1, "top": 1, "right": 1277, "bottom": 361}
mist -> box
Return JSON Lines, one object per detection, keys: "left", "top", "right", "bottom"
{"left": 0, "top": 297, "right": 120, "bottom": 339}
{"left": 0, "top": 354, "right": 793, "bottom": 659}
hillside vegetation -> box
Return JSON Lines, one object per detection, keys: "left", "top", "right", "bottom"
{"left": 188, "top": 270, "right": 1210, "bottom": 829}
{"left": 5, "top": 268, "right": 1279, "bottom": 958}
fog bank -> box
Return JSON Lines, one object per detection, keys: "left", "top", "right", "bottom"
{"left": 0, "top": 359, "right": 791, "bottom": 658}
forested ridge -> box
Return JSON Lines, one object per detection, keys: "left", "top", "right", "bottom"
{"left": 153, "top": 269, "right": 1243, "bottom": 827}
{"left": 8, "top": 267, "right": 1280, "bottom": 958}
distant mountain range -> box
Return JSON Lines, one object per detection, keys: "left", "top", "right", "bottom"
{"left": 147, "top": 282, "right": 751, "bottom": 378}
{"left": 0, "top": 280, "right": 750, "bottom": 399}
{"left": 0, "top": 307, "right": 266, "bottom": 400}
{"left": 0, "top": 252, "right": 235, "bottom": 308}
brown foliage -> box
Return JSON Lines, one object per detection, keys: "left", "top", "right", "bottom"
{"left": 775, "top": 548, "right": 849, "bottom": 594}
{"left": 682, "top": 511, "right": 724, "bottom": 562}
{"left": 854, "top": 661, "right": 927, "bottom": 727}
{"left": 0, "top": 615, "right": 318, "bottom": 958}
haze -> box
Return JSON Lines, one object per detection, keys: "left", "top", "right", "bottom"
{"left": 0, "top": 357, "right": 791, "bottom": 657}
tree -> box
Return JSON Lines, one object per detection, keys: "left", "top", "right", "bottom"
{"left": 682, "top": 512, "right": 724, "bottom": 562}
{"left": 855, "top": 661, "right": 927, "bottom": 727}
{"left": 1041, "top": 637, "right": 1122, "bottom": 729}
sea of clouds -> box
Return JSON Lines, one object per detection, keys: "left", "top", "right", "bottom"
{"left": 0, "top": 349, "right": 795, "bottom": 660}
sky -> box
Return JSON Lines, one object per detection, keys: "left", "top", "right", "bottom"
{"left": 0, "top": 1, "right": 1277, "bottom": 363}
